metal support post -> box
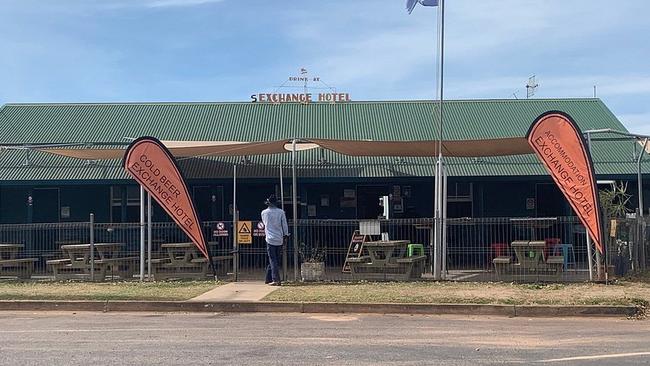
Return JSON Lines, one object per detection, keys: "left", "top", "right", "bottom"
{"left": 586, "top": 233, "right": 594, "bottom": 281}
{"left": 280, "top": 164, "right": 287, "bottom": 281}
{"left": 147, "top": 192, "right": 152, "bottom": 280}
{"left": 441, "top": 164, "right": 448, "bottom": 279}
{"left": 233, "top": 164, "right": 238, "bottom": 281}
{"left": 140, "top": 185, "right": 145, "bottom": 282}
{"left": 638, "top": 138, "right": 647, "bottom": 218}
{"left": 89, "top": 213, "right": 95, "bottom": 282}
{"left": 292, "top": 139, "right": 299, "bottom": 281}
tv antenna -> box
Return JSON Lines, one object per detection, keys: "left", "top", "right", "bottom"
{"left": 526, "top": 75, "right": 539, "bottom": 98}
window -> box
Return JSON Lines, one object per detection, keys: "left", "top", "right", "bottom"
{"left": 110, "top": 186, "right": 142, "bottom": 222}
{"left": 447, "top": 182, "right": 473, "bottom": 218}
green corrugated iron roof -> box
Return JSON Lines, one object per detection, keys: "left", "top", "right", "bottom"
{"left": 0, "top": 99, "right": 646, "bottom": 182}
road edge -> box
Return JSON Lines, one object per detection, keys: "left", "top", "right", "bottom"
{"left": 0, "top": 301, "right": 640, "bottom": 318}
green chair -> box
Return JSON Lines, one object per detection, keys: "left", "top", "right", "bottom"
{"left": 407, "top": 243, "right": 424, "bottom": 257}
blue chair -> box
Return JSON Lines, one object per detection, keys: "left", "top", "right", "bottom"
{"left": 552, "top": 243, "right": 576, "bottom": 271}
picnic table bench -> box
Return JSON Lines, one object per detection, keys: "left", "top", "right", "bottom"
{"left": 46, "top": 243, "right": 138, "bottom": 280}
{"left": 493, "top": 240, "right": 564, "bottom": 279}
{"left": 0, "top": 244, "right": 38, "bottom": 279}
{"left": 347, "top": 240, "right": 426, "bottom": 281}
{"left": 149, "top": 243, "right": 204, "bottom": 279}
{"left": 150, "top": 242, "right": 233, "bottom": 280}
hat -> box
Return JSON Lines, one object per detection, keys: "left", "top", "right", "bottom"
{"left": 264, "top": 194, "right": 279, "bottom": 206}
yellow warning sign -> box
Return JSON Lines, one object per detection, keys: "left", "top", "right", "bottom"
{"left": 237, "top": 221, "right": 252, "bottom": 244}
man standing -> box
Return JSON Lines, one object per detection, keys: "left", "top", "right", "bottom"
{"left": 261, "top": 194, "right": 288, "bottom": 286}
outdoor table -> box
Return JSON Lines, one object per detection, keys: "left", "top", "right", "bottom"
{"left": 0, "top": 244, "right": 24, "bottom": 260}
{"left": 47, "top": 243, "right": 134, "bottom": 280}
{"left": 364, "top": 240, "right": 410, "bottom": 265}
{"left": 150, "top": 243, "right": 209, "bottom": 280}
{"left": 511, "top": 241, "right": 545, "bottom": 268}
{"left": 0, "top": 244, "right": 37, "bottom": 279}
{"left": 493, "top": 241, "right": 564, "bottom": 279}
{"left": 347, "top": 240, "right": 425, "bottom": 281}
{"left": 60, "top": 243, "right": 125, "bottom": 264}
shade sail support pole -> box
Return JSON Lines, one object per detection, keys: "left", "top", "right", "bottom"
{"left": 147, "top": 192, "right": 152, "bottom": 280}
{"left": 638, "top": 138, "right": 648, "bottom": 217}
{"left": 139, "top": 185, "right": 145, "bottom": 282}
{"left": 292, "top": 139, "right": 299, "bottom": 282}
{"left": 280, "top": 163, "right": 287, "bottom": 282}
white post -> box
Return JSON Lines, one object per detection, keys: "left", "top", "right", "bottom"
{"left": 432, "top": 0, "right": 446, "bottom": 281}
{"left": 233, "top": 164, "right": 238, "bottom": 282}
{"left": 292, "top": 139, "right": 299, "bottom": 281}
{"left": 441, "top": 164, "right": 448, "bottom": 279}
{"left": 280, "top": 164, "right": 287, "bottom": 281}
{"left": 89, "top": 213, "right": 95, "bottom": 281}
{"left": 638, "top": 138, "right": 647, "bottom": 217}
{"left": 586, "top": 132, "right": 602, "bottom": 280}
{"left": 586, "top": 232, "right": 594, "bottom": 281}
{"left": 139, "top": 185, "right": 145, "bottom": 282}
{"left": 147, "top": 192, "right": 152, "bottom": 280}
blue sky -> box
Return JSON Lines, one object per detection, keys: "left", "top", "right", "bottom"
{"left": 1, "top": 0, "right": 648, "bottom": 134}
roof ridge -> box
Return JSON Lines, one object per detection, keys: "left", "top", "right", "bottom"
{"left": 1, "top": 98, "right": 601, "bottom": 107}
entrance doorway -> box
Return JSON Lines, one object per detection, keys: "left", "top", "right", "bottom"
{"left": 192, "top": 186, "right": 224, "bottom": 222}
{"left": 356, "top": 185, "right": 389, "bottom": 219}
{"left": 536, "top": 183, "right": 566, "bottom": 217}
{"left": 32, "top": 188, "right": 60, "bottom": 223}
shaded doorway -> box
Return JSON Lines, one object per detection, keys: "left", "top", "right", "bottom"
{"left": 356, "top": 185, "right": 389, "bottom": 219}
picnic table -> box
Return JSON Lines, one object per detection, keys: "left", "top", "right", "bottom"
{"left": 0, "top": 244, "right": 38, "bottom": 279}
{"left": 150, "top": 243, "right": 206, "bottom": 279}
{"left": 492, "top": 240, "right": 564, "bottom": 279}
{"left": 46, "top": 243, "right": 138, "bottom": 280}
{"left": 346, "top": 240, "right": 426, "bottom": 281}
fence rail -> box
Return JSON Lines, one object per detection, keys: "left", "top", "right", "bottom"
{"left": 0, "top": 216, "right": 647, "bottom": 282}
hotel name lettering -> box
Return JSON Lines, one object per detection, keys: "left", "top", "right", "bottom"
{"left": 251, "top": 77, "right": 351, "bottom": 104}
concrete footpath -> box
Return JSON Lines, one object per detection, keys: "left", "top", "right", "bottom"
{"left": 0, "top": 282, "right": 643, "bottom": 318}
{"left": 188, "top": 281, "right": 279, "bottom": 302}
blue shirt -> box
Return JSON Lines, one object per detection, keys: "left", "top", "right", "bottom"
{"left": 261, "top": 206, "right": 289, "bottom": 246}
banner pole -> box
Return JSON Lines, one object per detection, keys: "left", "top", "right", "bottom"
{"left": 147, "top": 192, "right": 152, "bottom": 281}
{"left": 140, "top": 185, "right": 145, "bottom": 282}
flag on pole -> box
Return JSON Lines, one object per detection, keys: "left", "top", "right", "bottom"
{"left": 406, "top": 0, "right": 438, "bottom": 14}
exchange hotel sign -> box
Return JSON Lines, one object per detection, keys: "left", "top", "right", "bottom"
{"left": 251, "top": 74, "right": 351, "bottom": 104}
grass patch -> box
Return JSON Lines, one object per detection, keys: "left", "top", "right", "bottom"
{"left": 264, "top": 280, "right": 650, "bottom": 307}
{"left": 0, "top": 281, "right": 221, "bottom": 301}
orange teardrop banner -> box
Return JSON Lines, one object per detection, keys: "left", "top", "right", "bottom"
{"left": 122, "top": 137, "right": 209, "bottom": 259}
{"left": 527, "top": 111, "right": 604, "bottom": 254}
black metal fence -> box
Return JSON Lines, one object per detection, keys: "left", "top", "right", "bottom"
{"left": 0, "top": 216, "right": 647, "bottom": 282}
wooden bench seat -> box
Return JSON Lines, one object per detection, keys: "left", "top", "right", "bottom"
{"left": 212, "top": 255, "right": 233, "bottom": 276}
{"left": 97, "top": 257, "right": 140, "bottom": 279}
{"left": 0, "top": 258, "right": 38, "bottom": 279}
{"left": 396, "top": 255, "right": 426, "bottom": 263}
{"left": 346, "top": 256, "right": 371, "bottom": 263}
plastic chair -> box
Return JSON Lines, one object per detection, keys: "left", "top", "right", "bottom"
{"left": 552, "top": 243, "right": 576, "bottom": 271}
{"left": 407, "top": 243, "right": 424, "bottom": 257}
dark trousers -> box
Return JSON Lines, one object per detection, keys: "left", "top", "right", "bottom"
{"left": 265, "top": 243, "right": 282, "bottom": 283}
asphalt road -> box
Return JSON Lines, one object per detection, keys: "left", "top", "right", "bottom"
{"left": 0, "top": 312, "right": 648, "bottom": 365}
